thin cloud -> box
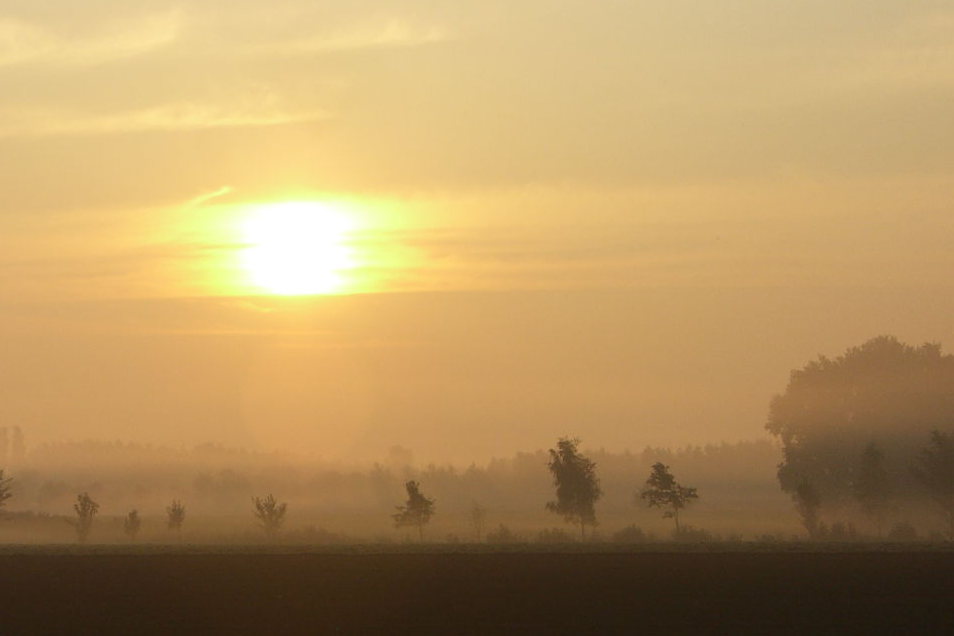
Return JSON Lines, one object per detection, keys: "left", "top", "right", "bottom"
{"left": 264, "top": 19, "right": 450, "bottom": 56}
{"left": 0, "top": 10, "right": 182, "bottom": 68}
{"left": 0, "top": 101, "right": 330, "bottom": 138}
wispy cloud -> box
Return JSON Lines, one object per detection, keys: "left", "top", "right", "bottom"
{"left": 263, "top": 19, "right": 450, "bottom": 56}
{"left": 0, "top": 100, "right": 329, "bottom": 138}
{"left": 0, "top": 10, "right": 182, "bottom": 68}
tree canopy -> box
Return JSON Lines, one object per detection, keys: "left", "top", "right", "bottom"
{"left": 767, "top": 336, "right": 954, "bottom": 506}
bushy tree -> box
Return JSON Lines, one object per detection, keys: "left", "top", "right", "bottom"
{"left": 853, "top": 443, "right": 891, "bottom": 536}
{"left": 546, "top": 437, "right": 602, "bottom": 539}
{"left": 640, "top": 462, "right": 698, "bottom": 533}
{"left": 0, "top": 469, "right": 12, "bottom": 513}
{"left": 166, "top": 500, "right": 186, "bottom": 537}
{"left": 767, "top": 336, "right": 954, "bottom": 510}
{"left": 393, "top": 480, "right": 435, "bottom": 541}
{"left": 913, "top": 430, "right": 954, "bottom": 539}
{"left": 793, "top": 482, "right": 822, "bottom": 539}
{"left": 253, "top": 494, "right": 288, "bottom": 540}
{"left": 72, "top": 492, "right": 99, "bottom": 543}
{"left": 123, "top": 509, "right": 142, "bottom": 541}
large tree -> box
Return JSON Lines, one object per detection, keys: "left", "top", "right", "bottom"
{"left": 767, "top": 336, "right": 954, "bottom": 508}
{"left": 546, "top": 437, "right": 602, "bottom": 539}
{"left": 72, "top": 493, "right": 99, "bottom": 543}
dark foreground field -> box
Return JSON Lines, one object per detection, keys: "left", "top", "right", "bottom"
{"left": 1, "top": 547, "right": 952, "bottom": 634}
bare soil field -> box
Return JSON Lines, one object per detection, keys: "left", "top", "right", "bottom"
{"left": 1, "top": 547, "right": 952, "bottom": 634}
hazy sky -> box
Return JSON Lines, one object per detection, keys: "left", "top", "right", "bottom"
{"left": 2, "top": 1, "right": 953, "bottom": 462}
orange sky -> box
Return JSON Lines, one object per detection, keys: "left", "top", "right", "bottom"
{"left": 2, "top": 1, "right": 953, "bottom": 462}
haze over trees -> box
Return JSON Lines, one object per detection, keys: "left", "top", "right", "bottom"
{"left": 853, "top": 443, "right": 891, "bottom": 536}
{"left": 72, "top": 492, "right": 99, "bottom": 543}
{"left": 167, "top": 500, "right": 186, "bottom": 538}
{"left": 0, "top": 469, "right": 12, "bottom": 512}
{"left": 913, "top": 431, "right": 954, "bottom": 539}
{"left": 640, "top": 463, "right": 698, "bottom": 534}
{"left": 253, "top": 494, "right": 288, "bottom": 540}
{"left": 393, "top": 481, "right": 435, "bottom": 541}
{"left": 124, "top": 509, "right": 142, "bottom": 541}
{"left": 767, "top": 336, "right": 954, "bottom": 520}
{"left": 545, "top": 437, "right": 602, "bottom": 539}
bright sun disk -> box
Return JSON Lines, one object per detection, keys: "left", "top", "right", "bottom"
{"left": 240, "top": 201, "right": 355, "bottom": 295}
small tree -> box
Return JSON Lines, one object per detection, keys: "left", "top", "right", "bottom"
{"left": 640, "top": 462, "right": 698, "bottom": 534}
{"left": 470, "top": 502, "right": 487, "bottom": 542}
{"left": 853, "top": 443, "right": 891, "bottom": 536}
{"left": 123, "top": 509, "right": 142, "bottom": 541}
{"left": 166, "top": 500, "right": 186, "bottom": 539}
{"left": 253, "top": 494, "right": 288, "bottom": 540}
{"left": 393, "top": 480, "right": 435, "bottom": 541}
{"left": 72, "top": 492, "right": 99, "bottom": 543}
{"left": 545, "top": 437, "right": 602, "bottom": 539}
{"left": 913, "top": 430, "right": 954, "bottom": 539}
{"left": 794, "top": 481, "right": 822, "bottom": 539}
{"left": 0, "top": 469, "right": 12, "bottom": 513}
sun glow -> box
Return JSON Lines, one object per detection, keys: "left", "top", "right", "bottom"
{"left": 240, "top": 201, "right": 356, "bottom": 295}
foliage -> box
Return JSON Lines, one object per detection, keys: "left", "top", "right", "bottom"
{"left": 793, "top": 482, "right": 822, "bottom": 539}
{"left": 123, "top": 509, "right": 141, "bottom": 540}
{"left": 486, "top": 524, "right": 518, "bottom": 544}
{"left": 536, "top": 527, "right": 575, "bottom": 544}
{"left": 545, "top": 437, "right": 602, "bottom": 539}
{"left": 392, "top": 480, "right": 435, "bottom": 541}
{"left": 611, "top": 525, "right": 650, "bottom": 543}
{"left": 672, "top": 525, "right": 715, "bottom": 542}
{"left": 0, "top": 469, "right": 12, "bottom": 512}
{"left": 853, "top": 443, "right": 891, "bottom": 535}
{"left": 767, "top": 336, "right": 954, "bottom": 507}
{"left": 253, "top": 494, "right": 288, "bottom": 539}
{"left": 72, "top": 492, "right": 99, "bottom": 543}
{"left": 912, "top": 430, "right": 954, "bottom": 539}
{"left": 887, "top": 522, "right": 918, "bottom": 542}
{"left": 166, "top": 499, "right": 186, "bottom": 534}
{"left": 640, "top": 462, "right": 698, "bottom": 533}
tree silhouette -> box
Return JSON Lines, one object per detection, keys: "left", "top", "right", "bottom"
{"left": 123, "top": 509, "right": 142, "bottom": 541}
{"left": 392, "top": 480, "right": 435, "bottom": 541}
{"left": 166, "top": 500, "right": 186, "bottom": 539}
{"left": 546, "top": 437, "right": 602, "bottom": 539}
{"left": 853, "top": 443, "right": 891, "bottom": 536}
{"left": 767, "top": 336, "right": 954, "bottom": 510}
{"left": 640, "top": 462, "right": 697, "bottom": 534}
{"left": 253, "top": 494, "right": 288, "bottom": 540}
{"left": 913, "top": 430, "right": 954, "bottom": 539}
{"left": 794, "top": 481, "right": 822, "bottom": 539}
{"left": 0, "top": 469, "right": 12, "bottom": 513}
{"left": 72, "top": 492, "right": 99, "bottom": 543}
{"left": 470, "top": 502, "right": 487, "bottom": 542}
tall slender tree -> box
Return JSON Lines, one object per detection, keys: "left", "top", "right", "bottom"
{"left": 124, "top": 509, "right": 142, "bottom": 541}
{"left": 0, "top": 469, "right": 12, "bottom": 512}
{"left": 393, "top": 481, "right": 435, "bottom": 541}
{"left": 253, "top": 494, "right": 288, "bottom": 540}
{"left": 72, "top": 492, "right": 99, "bottom": 543}
{"left": 166, "top": 500, "right": 186, "bottom": 539}
{"left": 546, "top": 437, "right": 602, "bottom": 539}
{"left": 640, "top": 462, "right": 698, "bottom": 534}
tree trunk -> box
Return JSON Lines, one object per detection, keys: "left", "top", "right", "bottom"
{"left": 673, "top": 509, "right": 680, "bottom": 535}
{"left": 580, "top": 520, "right": 585, "bottom": 541}
{"left": 418, "top": 523, "right": 424, "bottom": 542}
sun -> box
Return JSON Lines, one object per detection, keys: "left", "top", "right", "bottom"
{"left": 239, "top": 201, "right": 356, "bottom": 295}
